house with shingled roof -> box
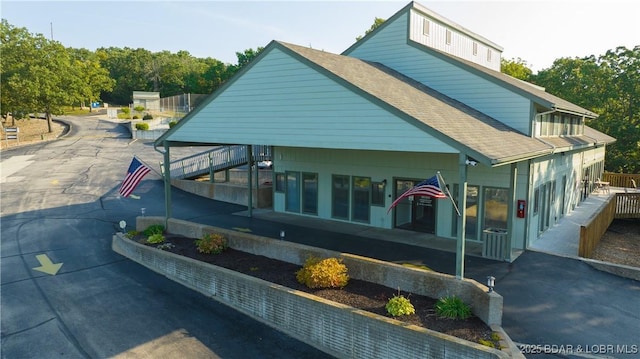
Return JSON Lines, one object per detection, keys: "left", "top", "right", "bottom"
{"left": 155, "top": 1, "right": 614, "bottom": 267}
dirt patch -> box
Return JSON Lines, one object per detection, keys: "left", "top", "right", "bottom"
{"left": 592, "top": 219, "right": 640, "bottom": 267}
{"left": 0, "top": 117, "right": 66, "bottom": 150}
{"left": 137, "top": 234, "right": 500, "bottom": 348}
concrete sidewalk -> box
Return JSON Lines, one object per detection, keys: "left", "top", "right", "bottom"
{"left": 528, "top": 190, "right": 616, "bottom": 257}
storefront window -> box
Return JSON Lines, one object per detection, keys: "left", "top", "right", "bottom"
{"left": 483, "top": 187, "right": 508, "bottom": 231}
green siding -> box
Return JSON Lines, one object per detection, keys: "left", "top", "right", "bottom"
{"left": 167, "top": 48, "right": 456, "bottom": 153}
{"left": 347, "top": 11, "right": 532, "bottom": 135}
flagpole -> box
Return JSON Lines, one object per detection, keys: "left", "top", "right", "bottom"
{"left": 134, "top": 155, "right": 162, "bottom": 177}
{"left": 437, "top": 171, "right": 461, "bottom": 217}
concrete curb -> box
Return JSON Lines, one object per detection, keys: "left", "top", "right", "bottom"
{"left": 579, "top": 257, "right": 640, "bottom": 282}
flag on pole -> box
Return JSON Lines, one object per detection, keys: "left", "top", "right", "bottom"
{"left": 119, "top": 157, "right": 151, "bottom": 197}
{"left": 436, "top": 171, "right": 461, "bottom": 217}
{"left": 387, "top": 175, "right": 446, "bottom": 213}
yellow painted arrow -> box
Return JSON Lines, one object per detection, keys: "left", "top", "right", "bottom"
{"left": 33, "top": 254, "right": 63, "bottom": 275}
{"left": 129, "top": 194, "right": 141, "bottom": 200}
{"left": 232, "top": 227, "right": 252, "bottom": 233}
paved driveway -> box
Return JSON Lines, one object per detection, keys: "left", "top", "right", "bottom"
{"left": 2, "top": 116, "right": 638, "bottom": 359}
{"left": 0, "top": 116, "right": 330, "bottom": 358}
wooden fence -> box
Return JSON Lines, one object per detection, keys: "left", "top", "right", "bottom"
{"left": 579, "top": 193, "right": 640, "bottom": 258}
{"left": 603, "top": 172, "right": 640, "bottom": 189}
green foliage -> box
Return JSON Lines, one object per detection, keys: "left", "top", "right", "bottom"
{"left": 124, "top": 230, "right": 139, "bottom": 239}
{"left": 146, "top": 233, "right": 165, "bottom": 244}
{"left": 142, "top": 113, "right": 153, "bottom": 120}
{"left": 133, "top": 105, "right": 145, "bottom": 113}
{"left": 0, "top": 20, "right": 112, "bottom": 131}
{"left": 479, "top": 332, "right": 503, "bottom": 349}
{"left": 194, "top": 233, "right": 228, "bottom": 254}
{"left": 532, "top": 46, "right": 640, "bottom": 173}
{"left": 143, "top": 224, "right": 165, "bottom": 237}
{"left": 168, "top": 120, "right": 178, "bottom": 128}
{"left": 385, "top": 293, "right": 415, "bottom": 317}
{"left": 500, "top": 57, "right": 532, "bottom": 81}
{"left": 296, "top": 257, "right": 349, "bottom": 289}
{"left": 135, "top": 122, "right": 149, "bottom": 130}
{"left": 435, "top": 296, "right": 472, "bottom": 320}
{"left": 132, "top": 115, "right": 139, "bottom": 119}
{"left": 356, "top": 17, "right": 386, "bottom": 41}
{"left": 478, "top": 339, "right": 495, "bottom": 348}
{"left": 121, "top": 107, "right": 130, "bottom": 114}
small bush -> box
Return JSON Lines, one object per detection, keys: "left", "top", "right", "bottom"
{"left": 133, "top": 105, "right": 145, "bottom": 113}
{"left": 124, "top": 230, "right": 139, "bottom": 239}
{"left": 143, "top": 224, "right": 165, "bottom": 237}
{"left": 435, "top": 296, "right": 472, "bottom": 320}
{"left": 478, "top": 339, "right": 495, "bottom": 348}
{"left": 146, "top": 233, "right": 165, "bottom": 244}
{"left": 132, "top": 115, "right": 139, "bottom": 119}
{"left": 296, "top": 257, "right": 349, "bottom": 289}
{"left": 142, "top": 113, "right": 153, "bottom": 120}
{"left": 121, "top": 107, "right": 130, "bottom": 114}
{"left": 168, "top": 120, "right": 178, "bottom": 128}
{"left": 386, "top": 294, "right": 415, "bottom": 317}
{"left": 194, "top": 233, "right": 228, "bottom": 254}
{"left": 135, "top": 122, "right": 149, "bottom": 130}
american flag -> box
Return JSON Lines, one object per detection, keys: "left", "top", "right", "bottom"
{"left": 387, "top": 175, "right": 446, "bottom": 213}
{"left": 119, "top": 157, "right": 151, "bottom": 197}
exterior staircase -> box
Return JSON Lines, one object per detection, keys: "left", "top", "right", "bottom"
{"left": 164, "top": 145, "right": 271, "bottom": 179}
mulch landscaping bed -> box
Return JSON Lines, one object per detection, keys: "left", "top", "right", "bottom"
{"left": 592, "top": 219, "right": 640, "bottom": 267}
{"left": 135, "top": 234, "right": 499, "bottom": 347}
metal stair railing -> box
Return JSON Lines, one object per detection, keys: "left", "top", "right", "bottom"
{"left": 163, "top": 145, "right": 271, "bottom": 180}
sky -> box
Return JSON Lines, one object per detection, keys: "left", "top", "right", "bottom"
{"left": 2, "top": 0, "right": 638, "bottom": 73}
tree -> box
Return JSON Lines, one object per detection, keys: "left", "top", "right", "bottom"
{"left": 532, "top": 46, "right": 640, "bottom": 173}
{"left": 356, "top": 17, "right": 386, "bottom": 41}
{"left": 500, "top": 57, "right": 533, "bottom": 81}
{"left": 68, "top": 48, "right": 114, "bottom": 111}
{"left": 0, "top": 20, "right": 76, "bottom": 132}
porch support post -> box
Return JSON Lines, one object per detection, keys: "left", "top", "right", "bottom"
{"left": 456, "top": 152, "right": 468, "bottom": 279}
{"left": 247, "top": 145, "right": 253, "bottom": 217}
{"left": 163, "top": 142, "right": 172, "bottom": 227}
{"left": 506, "top": 163, "right": 518, "bottom": 262}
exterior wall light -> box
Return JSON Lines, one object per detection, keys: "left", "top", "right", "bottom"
{"left": 487, "top": 276, "right": 495, "bottom": 293}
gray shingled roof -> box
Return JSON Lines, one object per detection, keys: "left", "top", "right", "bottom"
{"left": 278, "top": 41, "right": 554, "bottom": 166}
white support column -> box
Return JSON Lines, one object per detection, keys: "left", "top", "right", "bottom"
{"left": 247, "top": 145, "right": 253, "bottom": 217}
{"left": 456, "top": 152, "right": 468, "bottom": 279}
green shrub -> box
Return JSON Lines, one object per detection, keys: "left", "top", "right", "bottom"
{"left": 146, "top": 233, "right": 165, "bottom": 244}
{"left": 296, "top": 257, "right": 349, "bottom": 289}
{"left": 132, "top": 115, "right": 139, "bottom": 119}
{"left": 386, "top": 294, "right": 415, "bottom": 317}
{"left": 134, "top": 105, "right": 145, "bottom": 113}
{"left": 121, "top": 107, "right": 130, "bottom": 114}
{"left": 478, "top": 339, "right": 495, "bottom": 348}
{"left": 143, "top": 224, "right": 165, "bottom": 237}
{"left": 135, "top": 122, "right": 149, "bottom": 130}
{"left": 142, "top": 113, "right": 153, "bottom": 120}
{"left": 124, "top": 230, "right": 139, "bottom": 239}
{"left": 435, "top": 296, "right": 472, "bottom": 320}
{"left": 194, "top": 233, "right": 228, "bottom": 254}
{"left": 168, "top": 120, "right": 178, "bottom": 128}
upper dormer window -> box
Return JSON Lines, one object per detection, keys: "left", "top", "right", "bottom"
{"left": 423, "top": 18, "right": 430, "bottom": 36}
{"left": 446, "top": 29, "right": 452, "bottom": 45}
